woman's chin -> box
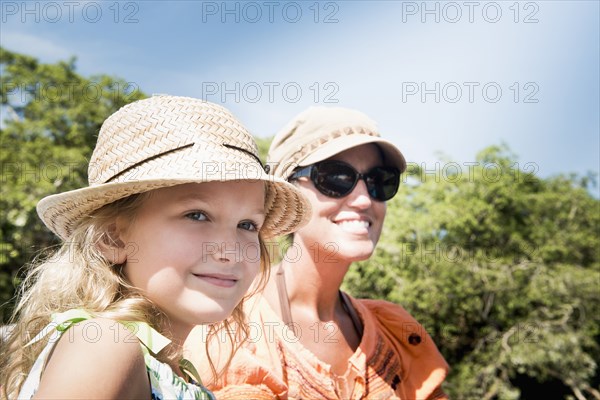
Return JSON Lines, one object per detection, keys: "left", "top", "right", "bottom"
{"left": 333, "top": 242, "right": 377, "bottom": 263}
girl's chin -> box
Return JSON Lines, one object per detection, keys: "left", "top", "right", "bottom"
{"left": 180, "top": 306, "right": 238, "bottom": 326}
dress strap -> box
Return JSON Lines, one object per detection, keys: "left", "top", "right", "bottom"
{"left": 26, "top": 309, "right": 171, "bottom": 358}
{"left": 276, "top": 263, "right": 294, "bottom": 330}
{"left": 179, "top": 358, "right": 204, "bottom": 385}
{"left": 340, "top": 291, "right": 364, "bottom": 338}
{"left": 26, "top": 309, "right": 93, "bottom": 346}
{"left": 126, "top": 320, "right": 171, "bottom": 355}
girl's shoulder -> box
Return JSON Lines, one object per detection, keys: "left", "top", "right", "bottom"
{"left": 19, "top": 310, "right": 215, "bottom": 400}
{"left": 52, "top": 317, "right": 146, "bottom": 361}
{"left": 32, "top": 317, "right": 150, "bottom": 399}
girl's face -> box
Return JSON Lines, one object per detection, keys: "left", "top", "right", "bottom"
{"left": 294, "top": 144, "right": 387, "bottom": 264}
{"left": 119, "top": 181, "right": 265, "bottom": 335}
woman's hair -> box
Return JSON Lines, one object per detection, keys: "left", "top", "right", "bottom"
{"left": 1, "top": 189, "right": 272, "bottom": 398}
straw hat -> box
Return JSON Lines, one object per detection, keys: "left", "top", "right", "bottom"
{"left": 267, "top": 106, "right": 406, "bottom": 179}
{"left": 37, "top": 95, "right": 311, "bottom": 240}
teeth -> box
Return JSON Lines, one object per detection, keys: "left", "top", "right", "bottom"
{"left": 337, "top": 220, "right": 370, "bottom": 229}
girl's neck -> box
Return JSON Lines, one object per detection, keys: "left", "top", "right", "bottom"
{"left": 162, "top": 326, "right": 191, "bottom": 379}
{"left": 167, "top": 323, "right": 193, "bottom": 349}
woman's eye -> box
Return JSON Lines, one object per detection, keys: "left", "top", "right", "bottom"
{"left": 238, "top": 220, "right": 259, "bottom": 232}
{"left": 186, "top": 211, "right": 208, "bottom": 221}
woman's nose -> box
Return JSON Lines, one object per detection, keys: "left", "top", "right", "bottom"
{"left": 344, "top": 179, "right": 372, "bottom": 209}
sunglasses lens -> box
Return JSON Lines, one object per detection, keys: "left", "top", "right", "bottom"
{"left": 365, "top": 167, "right": 400, "bottom": 201}
{"left": 308, "top": 161, "right": 400, "bottom": 201}
{"left": 313, "top": 162, "right": 357, "bottom": 198}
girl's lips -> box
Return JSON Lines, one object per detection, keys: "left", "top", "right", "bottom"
{"left": 193, "top": 274, "right": 238, "bottom": 288}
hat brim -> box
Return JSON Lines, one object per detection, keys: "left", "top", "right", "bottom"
{"left": 37, "top": 175, "right": 310, "bottom": 241}
{"left": 297, "top": 135, "right": 406, "bottom": 174}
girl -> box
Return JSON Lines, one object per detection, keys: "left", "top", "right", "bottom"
{"left": 0, "top": 95, "right": 309, "bottom": 399}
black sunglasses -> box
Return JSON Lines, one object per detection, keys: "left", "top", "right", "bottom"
{"left": 288, "top": 160, "right": 400, "bottom": 201}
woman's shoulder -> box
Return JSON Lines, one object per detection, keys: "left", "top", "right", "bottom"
{"left": 350, "top": 295, "right": 450, "bottom": 396}
{"left": 348, "top": 296, "right": 440, "bottom": 349}
{"left": 33, "top": 317, "right": 150, "bottom": 399}
{"left": 349, "top": 295, "right": 420, "bottom": 325}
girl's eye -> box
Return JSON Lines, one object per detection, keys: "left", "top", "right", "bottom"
{"left": 186, "top": 211, "right": 208, "bottom": 221}
{"left": 238, "top": 220, "right": 259, "bottom": 232}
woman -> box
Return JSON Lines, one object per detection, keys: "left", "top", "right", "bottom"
{"left": 192, "top": 106, "right": 449, "bottom": 399}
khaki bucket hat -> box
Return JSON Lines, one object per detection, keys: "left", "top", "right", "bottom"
{"left": 37, "top": 95, "right": 310, "bottom": 240}
{"left": 267, "top": 106, "right": 406, "bottom": 180}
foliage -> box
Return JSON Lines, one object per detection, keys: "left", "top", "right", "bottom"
{"left": 0, "top": 47, "right": 145, "bottom": 321}
{"left": 255, "top": 136, "right": 271, "bottom": 163}
{"left": 2, "top": 50, "right": 599, "bottom": 399}
{"left": 344, "top": 144, "right": 600, "bottom": 399}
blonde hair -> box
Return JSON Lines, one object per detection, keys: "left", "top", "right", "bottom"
{"left": 1, "top": 190, "right": 271, "bottom": 398}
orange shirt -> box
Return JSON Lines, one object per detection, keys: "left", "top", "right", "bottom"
{"left": 205, "top": 294, "right": 449, "bottom": 399}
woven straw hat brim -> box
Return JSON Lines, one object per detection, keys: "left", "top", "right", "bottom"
{"left": 36, "top": 95, "right": 311, "bottom": 240}
{"left": 37, "top": 175, "right": 309, "bottom": 241}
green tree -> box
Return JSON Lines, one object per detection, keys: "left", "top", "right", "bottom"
{"left": 344, "top": 144, "right": 600, "bottom": 399}
{"left": 0, "top": 47, "right": 146, "bottom": 321}
{"left": 255, "top": 136, "right": 271, "bottom": 163}
{"left": 2, "top": 49, "right": 599, "bottom": 399}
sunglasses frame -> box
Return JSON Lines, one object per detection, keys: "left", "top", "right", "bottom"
{"left": 288, "top": 160, "right": 400, "bottom": 201}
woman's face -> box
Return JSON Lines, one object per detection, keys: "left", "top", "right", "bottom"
{"left": 294, "top": 144, "right": 387, "bottom": 264}
{"left": 119, "top": 181, "right": 265, "bottom": 336}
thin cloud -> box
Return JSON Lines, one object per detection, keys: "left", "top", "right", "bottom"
{"left": 2, "top": 32, "right": 72, "bottom": 62}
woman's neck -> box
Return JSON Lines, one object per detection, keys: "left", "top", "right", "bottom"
{"left": 280, "top": 239, "right": 351, "bottom": 319}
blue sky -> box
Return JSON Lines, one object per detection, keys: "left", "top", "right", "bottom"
{"left": 1, "top": 1, "right": 599, "bottom": 189}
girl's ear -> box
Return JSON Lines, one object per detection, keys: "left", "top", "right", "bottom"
{"left": 98, "top": 222, "right": 127, "bottom": 264}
